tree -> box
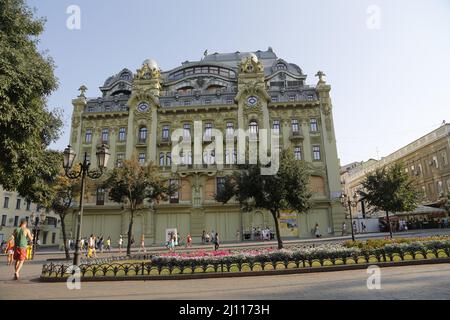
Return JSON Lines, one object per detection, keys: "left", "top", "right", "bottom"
{"left": 0, "top": 0, "right": 63, "bottom": 199}
{"left": 215, "top": 149, "right": 311, "bottom": 249}
{"left": 360, "top": 163, "right": 419, "bottom": 238}
{"left": 103, "top": 155, "right": 177, "bottom": 255}
{"left": 48, "top": 171, "right": 80, "bottom": 259}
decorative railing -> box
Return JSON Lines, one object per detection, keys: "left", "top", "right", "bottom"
{"left": 40, "top": 242, "right": 450, "bottom": 280}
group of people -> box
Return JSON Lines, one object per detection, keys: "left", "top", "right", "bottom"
{"left": 201, "top": 230, "right": 220, "bottom": 250}
{"left": 165, "top": 232, "right": 194, "bottom": 251}
{"left": 77, "top": 235, "right": 112, "bottom": 258}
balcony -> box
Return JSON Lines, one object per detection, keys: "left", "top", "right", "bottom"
{"left": 158, "top": 137, "right": 171, "bottom": 147}
{"left": 289, "top": 130, "right": 303, "bottom": 141}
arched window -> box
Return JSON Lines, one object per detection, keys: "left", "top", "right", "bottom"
{"left": 249, "top": 120, "right": 258, "bottom": 137}
{"left": 138, "top": 126, "right": 147, "bottom": 143}
{"left": 276, "top": 62, "right": 287, "bottom": 71}
{"left": 159, "top": 153, "right": 165, "bottom": 166}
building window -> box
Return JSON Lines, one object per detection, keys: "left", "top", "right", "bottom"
{"left": 101, "top": 128, "right": 109, "bottom": 143}
{"left": 85, "top": 129, "right": 92, "bottom": 143}
{"left": 203, "top": 151, "right": 215, "bottom": 165}
{"left": 249, "top": 120, "right": 258, "bottom": 136}
{"left": 437, "top": 181, "right": 443, "bottom": 196}
{"left": 162, "top": 125, "right": 170, "bottom": 140}
{"left": 184, "top": 100, "right": 191, "bottom": 106}
{"left": 52, "top": 232, "right": 56, "bottom": 244}
{"left": 312, "top": 146, "right": 321, "bottom": 161}
{"left": 159, "top": 153, "right": 165, "bottom": 166}
{"left": 16, "top": 199, "right": 21, "bottom": 210}
{"left": 310, "top": 118, "right": 318, "bottom": 132}
{"left": 442, "top": 151, "right": 448, "bottom": 166}
{"left": 183, "top": 123, "right": 191, "bottom": 138}
{"left": 138, "top": 126, "right": 147, "bottom": 143}
{"left": 1, "top": 215, "right": 6, "bottom": 226}
{"left": 116, "top": 153, "right": 125, "bottom": 167}
{"left": 276, "top": 62, "right": 287, "bottom": 70}
{"left": 26, "top": 200, "right": 31, "bottom": 211}
{"left": 138, "top": 153, "right": 146, "bottom": 164}
{"left": 273, "top": 120, "right": 280, "bottom": 134}
{"left": 226, "top": 122, "right": 234, "bottom": 137}
{"left": 204, "top": 123, "right": 213, "bottom": 140}
{"left": 13, "top": 216, "right": 19, "bottom": 227}
{"left": 169, "top": 179, "right": 179, "bottom": 203}
{"left": 3, "top": 197, "right": 9, "bottom": 208}
{"left": 166, "top": 152, "right": 172, "bottom": 166}
{"left": 118, "top": 127, "right": 126, "bottom": 141}
{"left": 96, "top": 187, "right": 105, "bottom": 205}
{"left": 216, "top": 177, "right": 226, "bottom": 194}
{"left": 291, "top": 119, "right": 300, "bottom": 133}
{"left": 294, "top": 146, "right": 302, "bottom": 160}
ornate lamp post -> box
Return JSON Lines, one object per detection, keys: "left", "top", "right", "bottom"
{"left": 63, "top": 144, "right": 110, "bottom": 266}
{"left": 340, "top": 193, "right": 358, "bottom": 242}
{"left": 30, "top": 208, "right": 46, "bottom": 259}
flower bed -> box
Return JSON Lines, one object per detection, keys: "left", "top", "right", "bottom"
{"left": 40, "top": 239, "right": 450, "bottom": 280}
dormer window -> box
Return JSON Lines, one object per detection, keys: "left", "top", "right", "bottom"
{"left": 276, "top": 62, "right": 287, "bottom": 70}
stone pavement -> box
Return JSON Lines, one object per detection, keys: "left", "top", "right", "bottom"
{"left": 1, "top": 259, "right": 449, "bottom": 299}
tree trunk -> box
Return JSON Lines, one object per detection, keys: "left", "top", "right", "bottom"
{"left": 270, "top": 210, "right": 283, "bottom": 249}
{"left": 127, "top": 210, "right": 134, "bottom": 256}
{"left": 386, "top": 210, "right": 393, "bottom": 239}
{"left": 60, "top": 215, "right": 70, "bottom": 260}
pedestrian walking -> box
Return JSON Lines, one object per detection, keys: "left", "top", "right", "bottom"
{"left": 235, "top": 229, "right": 240, "bottom": 242}
{"left": 118, "top": 235, "right": 123, "bottom": 253}
{"left": 12, "top": 218, "right": 33, "bottom": 280}
{"left": 201, "top": 230, "right": 206, "bottom": 244}
{"left": 314, "top": 223, "right": 321, "bottom": 238}
{"left": 186, "top": 234, "right": 192, "bottom": 248}
{"left": 105, "top": 236, "right": 111, "bottom": 252}
{"left": 341, "top": 222, "right": 346, "bottom": 236}
{"left": 88, "top": 234, "right": 96, "bottom": 258}
{"left": 5, "top": 235, "right": 15, "bottom": 266}
{"left": 139, "top": 234, "right": 146, "bottom": 253}
{"left": 214, "top": 233, "right": 220, "bottom": 251}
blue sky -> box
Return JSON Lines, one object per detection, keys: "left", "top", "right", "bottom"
{"left": 29, "top": 0, "right": 450, "bottom": 165}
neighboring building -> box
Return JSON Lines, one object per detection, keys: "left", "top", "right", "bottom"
{"left": 66, "top": 48, "right": 345, "bottom": 244}
{"left": 341, "top": 123, "right": 450, "bottom": 218}
{"left": 0, "top": 186, "right": 60, "bottom": 246}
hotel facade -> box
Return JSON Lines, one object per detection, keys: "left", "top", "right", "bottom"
{"left": 66, "top": 48, "right": 345, "bottom": 245}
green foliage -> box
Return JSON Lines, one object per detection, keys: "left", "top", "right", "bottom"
{"left": 360, "top": 163, "right": 420, "bottom": 214}
{"left": 215, "top": 149, "right": 312, "bottom": 248}
{"left": 103, "top": 155, "right": 178, "bottom": 255}
{"left": 103, "top": 155, "right": 177, "bottom": 209}
{"left": 0, "top": 0, "right": 62, "bottom": 199}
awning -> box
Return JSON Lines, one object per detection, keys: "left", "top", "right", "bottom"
{"left": 395, "top": 205, "right": 448, "bottom": 218}
{"left": 371, "top": 205, "right": 448, "bottom": 219}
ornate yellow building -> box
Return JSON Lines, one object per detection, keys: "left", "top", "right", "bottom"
{"left": 66, "top": 48, "right": 345, "bottom": 245}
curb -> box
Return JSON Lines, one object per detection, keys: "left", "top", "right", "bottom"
{"left": 39, "top": 257, "right": 450, "bottom": 282}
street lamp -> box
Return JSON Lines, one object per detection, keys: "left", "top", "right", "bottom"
{"left": 63, "top": 144, "right": 110, "bottom": 266}
{"left": 340, "top": 193, "right": 358, "bottom": 242}
{"left": 30, "top": 208, "right": 46, "bottom": 259}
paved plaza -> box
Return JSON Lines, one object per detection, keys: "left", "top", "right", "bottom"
{"left": 1, "top": 229, "right": 450, "bottom": 300}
